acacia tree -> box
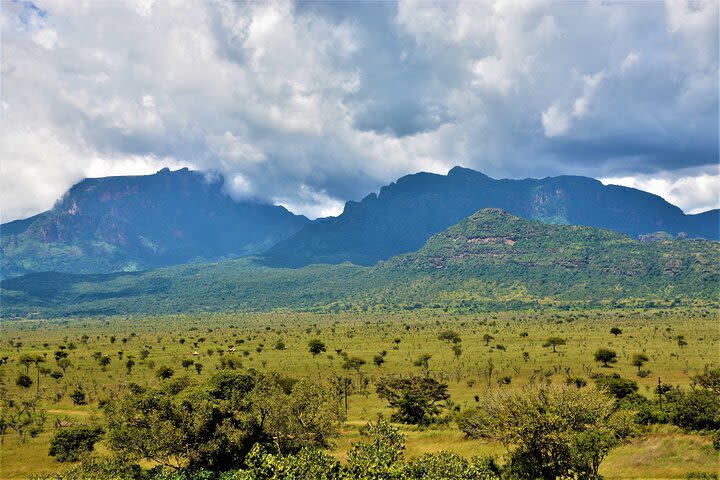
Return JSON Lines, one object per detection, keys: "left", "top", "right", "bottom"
{"left": 631, "top": 353, "right": 649, "bottom": 373}
{"left": 308, "top": 340, "right": 327, "bottom": 358}
{"left": 342, "top": 356, "right": 366, "bottom": 374}
{"left": 458, "top": 385, "right": 636, "bottom": 479}
{"left": 542, "top": 337, "right": 566, "bottom": 353}
{"left": 376, "top": 375, "right": 450, "bottom": 426}
{"left": 594, "top": 348, "right": 617, "bottom": 367}
{"left": 438, "top": 330, "right": 461, "bottom": 344}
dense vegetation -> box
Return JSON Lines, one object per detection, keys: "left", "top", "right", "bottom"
{"left": 0, "top": 168, "right": 307, "bottom": 279}
{"left": 3, "top": 209, "right": 717, "bottom": 318}
{"left": 266, "top": 166, "right": 719, "bottom": 267}
{"left": 1, "top": 309, "right": 717, "bottom": 479}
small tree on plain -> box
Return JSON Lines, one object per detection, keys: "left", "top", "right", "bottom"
{"left": 308, "top": 339, "right": 326, "bottom": 357}
{"left": 543, "top": 337, "right": 566, "bottom": 353}
{"left": 376, "top": 376, "right": 450, "bottom": 426}
{"left": 594, "top": 348, "right": 617, "bottom": 367}
{"left": 631, "top": 353, "right": 649, "bottom": 373}
{"left": 156, "top": 365, "right": 174, "bottom": 381}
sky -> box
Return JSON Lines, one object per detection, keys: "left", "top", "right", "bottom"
{"left": 1, "top": 0, "right": 718, "bottom": 221}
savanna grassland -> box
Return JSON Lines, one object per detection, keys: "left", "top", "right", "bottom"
{"left": 1, "top": 307, "right": 718, "bottom": 479}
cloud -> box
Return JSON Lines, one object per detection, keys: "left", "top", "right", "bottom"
{"left": 601, "top": 167, "right": 720, "bottom": 214}
{"left": 0, "top": 0, "right": 717, "bottom": 221}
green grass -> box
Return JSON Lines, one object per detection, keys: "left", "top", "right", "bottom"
{"left": 1, "top": 307, "right": 718, "bottom": 478}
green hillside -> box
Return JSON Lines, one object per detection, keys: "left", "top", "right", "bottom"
{"left": 2, "top": 209, "right": 717, "bottom": 317}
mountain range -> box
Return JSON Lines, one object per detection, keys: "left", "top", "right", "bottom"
{"left": 2, "top": 208, "right": 717, "bottom": 317}
{"left": 265, "top": 166, "right": 719, "bottom": 266}
{"left": 1, "top": 168, "right": 307, "bottom": 278}
{"left": 1, "top": 166, "right": 718, "bottom": 283}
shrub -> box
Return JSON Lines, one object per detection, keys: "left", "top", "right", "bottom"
{"left": 671, "top": 389, "right": 720, "bottom": 431}
{"left": 593, "top": 374, "right": 638, "bottom": 399}
{"left": 16, "top": 373, "right": 33, "bottom": 389}
{"left": 48, "top": 425, "right": 104, "bottom": 462}
{"left": 458, "top": 385, "right": 636, "bottom": 479}
{"left": 69, "top": 388, "right": 87, "bottom": 406}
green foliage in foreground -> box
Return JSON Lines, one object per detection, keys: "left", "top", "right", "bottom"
{"left": 36, "top": 422, "right": 501, "bottom": 480}
{"left": 3, "top": 209, "right": 719, "bottom": 318}
{"left": 458, "top": 385, "right": 637, "bottom": 480}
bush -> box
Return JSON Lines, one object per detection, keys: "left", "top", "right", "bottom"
{"left": 69, "top": 388, "right": 87, "bottom": 406}
{"left": 671, "top": 389, "right": 720, "bottom": 431}
{"left": 405, "top": 451, "right": 499, "bottom": 479}
{"left": 241, "top": 445, "right": 341, "bottom": 480}
{"left": 48, "top": 425, "right": 104, "bottom": 462}
{"left": 16, "top": 373, "right": 33, "bottom": 388}
{"left": 593, "top": 373, "right": 638, "bottom": 399}
{"left": 458, "top": 385, "right": 636, "bottom": 479}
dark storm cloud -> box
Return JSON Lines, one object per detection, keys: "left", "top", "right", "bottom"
{"left": 1, "top": 0, "right": 718, "bottom": 221}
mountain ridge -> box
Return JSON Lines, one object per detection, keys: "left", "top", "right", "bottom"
{"left": 0, "top": 168, "right": 309, "bottom": 278}
{"left": 265, "top": 166, "right": 719, "bottom": 267}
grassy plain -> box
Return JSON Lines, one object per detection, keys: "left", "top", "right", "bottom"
{"left": 1, "top": 308, "right": 718, "bottom": 479}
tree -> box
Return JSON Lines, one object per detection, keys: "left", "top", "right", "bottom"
{"left": 542, "top": 337, "right": 566, "bottom": 353}
{"left": 125, "top": 359, "right": 135, "bottom": 375}
{"left": 482, "top": 334, "right": 494, "bottom": 346}
{"left": 308, "top": 339, "right": 326, "bottom": 357}
{"left": 413, "top": 354, "right": 432, "bottom": 376}
{"left": 31, "top": 355, "right": 47, "bottom": 394}
{"left": 594, "top": 348, "right": 617, "bottom": 367}
{"left": 16, "top": 374, "right": 33, "bottom": 389}
{"left": 609, "top": 327, "right": 622, "bottom": 336}
{"left": 102, "top": 371, "right": 341, "bottom": 471}
{"left": 451, "top": 344, "right": 462, "bottom": 360}
{"left": 373, "top": 355, "right": 385, "bottom": 368}
{"left": 49, "top": 425, "right": 104, "bottom": 462}
{"left": 156, "top": 365, "right": 174, "bottom": 380}
{"left": 194, "top": 362, "right": 204, "bottom": 375}
{"left": 98, "top": 355, "right": 111, "bottom": 371}
{"left": 694, "top": 367, "right": 720, "bottom": 395}
{"left": 631, "top": 353, "right": 649, "bottom": 373}
{"left": 18, "top": 353, "right": 35, "bottom": 375}
{"left": 57, "top": 358, "right": 71, "bottom": 373}
{"left": 70, "top": 388, "right": 87, "bottom": 406}
{"left": 342, "top": 356, "right": 366, "bottom": 373}
{"left": 594, "top": 374, "right": 638, "bottom": 399}
{"left": 671, "top": 389, "right": 720, "bottom": 431}
{"left": 376, "top": 376, "right": 450, "bottom": 426}
{"left": 458, "top": 385, "right": 636, "bottom": 479}
{"left": 438, "top": 330, "right": 462, "bottom": 344}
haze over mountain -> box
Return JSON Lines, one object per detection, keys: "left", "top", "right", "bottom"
{"left": 2, "top": 208, "right": 716, "bottom": 318}
{"left": 0, "top": 168, "right": 308, "bottom": 278}
{"left": 265, "top": 166, "right": 720, "bottom": 267}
